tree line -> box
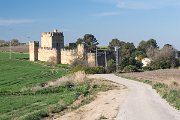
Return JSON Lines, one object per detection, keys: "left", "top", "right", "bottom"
{"left": 0, "top": 39, "right": 25, "bottom": 47}
{"left": 74, "top": 34, "right": 180, "bottom": 72}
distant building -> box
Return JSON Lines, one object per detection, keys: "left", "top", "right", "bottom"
{"left": 142, "top": 58, "right": 152, "bottom": 67}
{"left": 29, "top": 29, "right": 96, "bottom": 67}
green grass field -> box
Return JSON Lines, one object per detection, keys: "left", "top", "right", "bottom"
{"left": 0, "top": 52, "right": 67, "bottom": 92}
{"left": 0, "top": 52, "right": 111, "bottom": 120}
{"left": 0, "top": 52, "right": 71, "bottom": 119}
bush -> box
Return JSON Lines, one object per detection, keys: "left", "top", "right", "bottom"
{"left": 149, "top": 57, "right": 180, "bottom": 70}
{"left": 143, "top": 66, "right": 155, "bottom": 71}
{"left": 152, "top": 83, "right": 180, "bottom": 110}
{"left": 85, "top": 67, "right": 106, "bottom": 74}
{"left": 71, "top": 65, "right": 106, "bottom": 74}
{"left": 150, "top": 60, "right": 171, "bottom": 69}
{"left": 71, "top": 59, "right": 87, "bottom": 67}
{"left": 123, "top": 65, "right": 138, "bottom": 73}
{"left": 107, "top": 59, "right": 116, "bottom": 73}
{"left": 52, "top": 104, "right": 67, "bottom": 113}
{"left": 23, "top": 110, "right": 49, "bottom": 120}
{"left": 119, "top": 57, "right": 143, "bottom": 71}
{"left": 71, "top": 64, "right": 87, "bottom": 73}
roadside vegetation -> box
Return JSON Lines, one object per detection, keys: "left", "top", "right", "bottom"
{"left": 118, "top": 69, "right": 180, "bottom": 110}
{"left": 0, "top": 52, "right": 67, "bottom": 92}
{"left": 0, "top": 52, "right": 115, "bottom": 120}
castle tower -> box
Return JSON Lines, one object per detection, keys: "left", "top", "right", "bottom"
{"left": 29, "top": 41, "right": 39, "bottom": 61}
{"left": 77, "top": 44, "right": 85, "bottom": 59}
{"left": 87, "top": 53, "right": 96, "bottom": 67}
{"left": 41, "top": 29, "right": 64, "bottom": 50}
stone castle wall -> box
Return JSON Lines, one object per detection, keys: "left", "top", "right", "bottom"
{"left": 41, "top": 31, "right": 64, "bottom": 49}
{"left": 29, "top": 41, "right": 39, "bottom": 61}
{"left": 61, "top": 49, "right": 78, "bottom": 64}
{"left": 29, "top": 30, "right": 96, "bottom": 66}
{"left": 87, "top": 53, "right": 96, "bottom": 67}
{"left": 38, "top": 48, "right": 60, "bottom": 64}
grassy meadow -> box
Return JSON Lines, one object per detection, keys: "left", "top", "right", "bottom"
{"left": 0, "top": 52, "right": 67, "bottom": 92}
{"left": 0, "top": 52, "right": 70, "bottom": 119}
{"left": 0, "top": 52, "right": 113, "bottom": 120}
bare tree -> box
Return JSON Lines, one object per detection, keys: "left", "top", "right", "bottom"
{"left": 146, "top": 45, "right": 159, "bottom": 59}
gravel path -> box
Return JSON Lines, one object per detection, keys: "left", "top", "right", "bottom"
{"left": 96, "top": 74, "right": 180, "bottom": 120}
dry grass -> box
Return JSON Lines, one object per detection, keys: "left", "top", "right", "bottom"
{"left": 0, "top": 45, "right": 29, "bottom": 53}
{"left": 31, "top": 71, "right": 87, "bottom": 91}
{"left": 120, "top": 69, "right": 180, "bottom": 90}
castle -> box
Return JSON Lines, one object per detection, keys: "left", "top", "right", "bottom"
{"left": 29, "top": 29, "right": 96, "bottom": 66}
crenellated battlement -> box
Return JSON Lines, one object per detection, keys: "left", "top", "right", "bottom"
{"left": 29, "top": 41, "right": 39, "bottom": 47}
{"left": 61, "top": 48, "right": 76, "bottom": 53}
{"left": 29, "top": 29, "right": 96, "bottom": 66}
{"left": 39, "top": 47, "right": 59, "bottom": 51}
{"left": 42, "top": 32, "right": 63, "bottom": 37}
{"left": 41, "top": 29, "right": 64, "bottom": 49}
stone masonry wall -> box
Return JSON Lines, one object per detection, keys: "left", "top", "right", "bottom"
{"left": 61, "top": 49, "right": 77, "bottom": 64}
{"left": 29, "top": 41, "right": 39, "bottom": 61}
{"left": 38, "top": 48, "right": 60, "bottom": 64}
{"left": 41, "top": 33, "right": 52, "bottom": 48}
{"left": 87, "top": 53, "right": 96, "bottom": 67}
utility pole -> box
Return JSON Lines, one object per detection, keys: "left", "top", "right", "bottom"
{"left": 114, "top": 46, "right": 119, "bottom": 72}
{"left": 104, "top": 50, "right": 107, "bottom": 69}
{"left": 9, "top": 40, "right": 12, "bottom": 60}
{"left": 96, "top": 47, "right": 98, "bottom": 66}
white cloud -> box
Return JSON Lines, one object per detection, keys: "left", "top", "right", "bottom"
{"left": 117, "top": 0, "right": 180, "bottom": 9}
{"left": 94, "top": 0, "right": 180, "bottom": 10}
{"left": 116, "top": 1, "right": 155, "bottom": 10}
{"left": 94, "top": 12, "right": 119, "bottom": 17}
{"left": 0, "top": 19, "right": 34, "bottom": 26}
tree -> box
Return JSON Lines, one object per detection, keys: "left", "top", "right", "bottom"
{"left": 76, "top": 38, "right": 83, "bottom": 45}
{"left": 108, "top": 38, "right": 125, "bottom": 50}
{"left": 119, "top": 57, "right": 142, "bottom": 71}
{"left": 76, "top": 34, "right": 99, "bottom": 52}
{"left": 146, "top": 45, "right": 159, "bottom": 59}
{"left": 120, "top": 42, "right": 136, "bottom": 59}
{"left": 135, "top": 50, "right": 146, "bottom": 61}
{"left": 146, "top": 39, "right": 158, "bottom": 48}
{"left": 11, "top": 39, "right": 20, "bottom": 46}
{"left": 0, "top": 40, "right": 6, "bottom": 47}
{"left": 108, "top": 39, "right": 137, "bottom": 71}
{"left": 137, "top": 39, "right": 159, "bottom": 58}
{"left": 150, "top": 44, "right": 179, "bottom": 69}
{"left": 107, "top": 59, "right": 116, "bottom": 73}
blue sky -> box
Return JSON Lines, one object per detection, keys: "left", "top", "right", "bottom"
{"left": 0, "top": 0, "right": 180, "bottom": 49}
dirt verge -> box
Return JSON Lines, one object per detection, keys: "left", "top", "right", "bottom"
{"left": 46, "top": 75, "right": 128, "bottom": 120}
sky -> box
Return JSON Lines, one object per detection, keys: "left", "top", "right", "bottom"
{"left": 0, "top": 0, "right": 180, "bottom": 49}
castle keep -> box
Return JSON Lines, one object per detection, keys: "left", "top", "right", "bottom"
{"left": 29, "top": 29, "right": 96, "bottom": 66}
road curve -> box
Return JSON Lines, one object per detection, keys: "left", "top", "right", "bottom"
{"left": 95, "top": 74, "right": 180, "bottom": 120}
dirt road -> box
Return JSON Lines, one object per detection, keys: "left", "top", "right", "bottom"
{"left": 96, "top": 74, "right": 180, "bottom": 120}
{"left": 50, "top": 76, "right": 128, "bottom": 120}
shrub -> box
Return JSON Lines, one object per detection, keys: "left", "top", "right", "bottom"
{"left": 119, "top": 57, "right": 143, "bottom": 71}
{"left": 143, "top": 66, "right": 155, "bottom": 71}
{"left": 23, "top": 110, "right": 49, "bottom": 120}
{"left": 71, "top": 64, "right": 106, "bottom": 74}
{"left": 150, "top": 60, "right": 172, "bottom": 69}
{"left": 107, "top": 59, "right": 116, "bottom": 73}
{"left": 48, "top": 56, "right": 57, "bottom": 66}
{"left": 71, "top": 59, "right": 88, "bottom": 67}
{"left": 52, "top": 104, "right": 67, "bottom": 113}
{"left": 123, "top": 65, "right": 138, "bottom": 73}
{"left": 85, "top": 67, "right": 106, "bottom": 74}
{"left": 152, "top": 83, "right": 180, "bottom": 110}
{"left": 71, "top": 64, "right": 88, "bottom": 73}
